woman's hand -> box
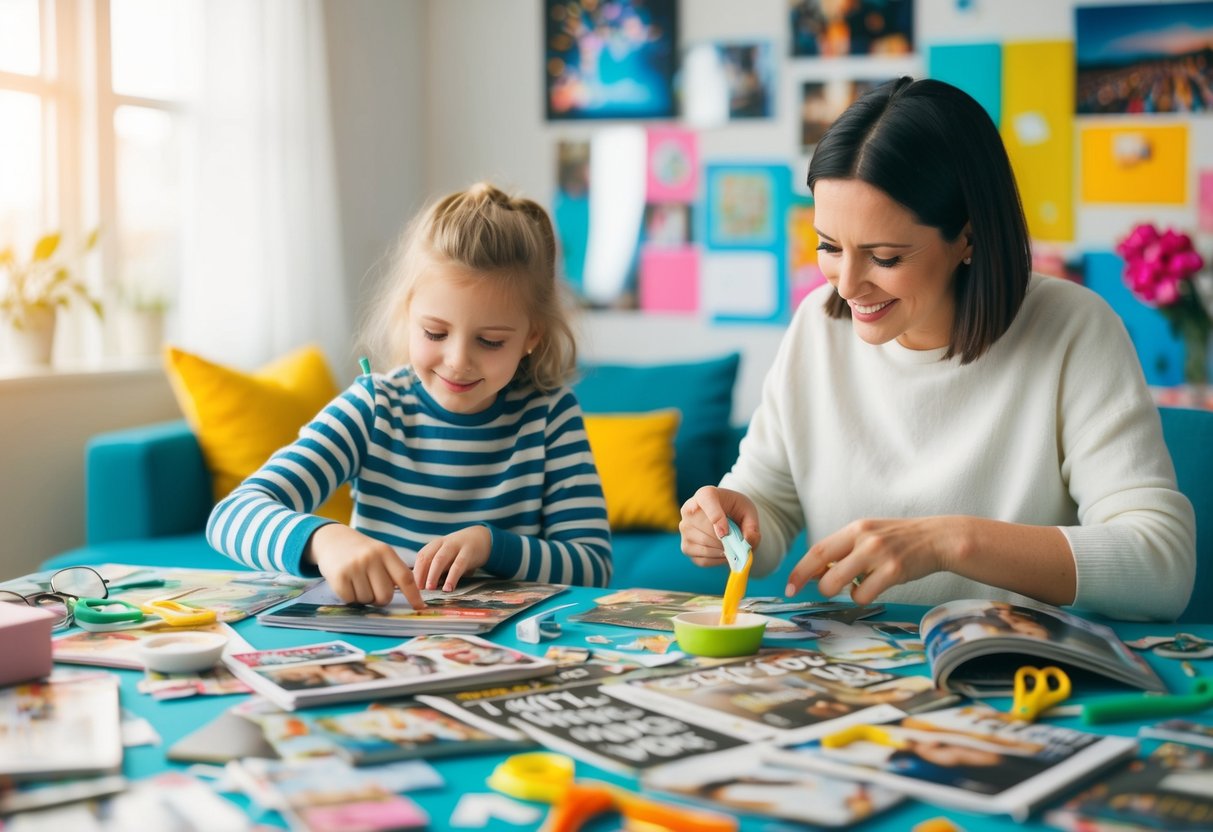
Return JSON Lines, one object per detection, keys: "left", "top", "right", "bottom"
{"left": 412, "top": 525, "right": 493, "bottom": 592}
{"left": 306, "top": 523, "right": 425, "bottom": 609}
{"left": 785, "top": 516, "right": 966, "bottom": 602}
{"left": 679, "top": 486, "right": 761, "bottom": 567}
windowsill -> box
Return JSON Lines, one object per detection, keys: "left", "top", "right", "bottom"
{"left": 0, "top": 357, "right": 163, "bottom": 389}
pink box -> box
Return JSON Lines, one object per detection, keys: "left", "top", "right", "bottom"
{"left": 0, "top": 602, "right": 55, "bottom": 687}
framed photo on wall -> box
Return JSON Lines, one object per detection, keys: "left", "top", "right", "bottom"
{"left": 544, "top": 0, "right": 679, "bottom": 120}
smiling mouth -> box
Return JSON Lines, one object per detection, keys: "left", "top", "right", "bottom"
{"left": 439, "top": 375, "right": 481, "bottom": 392}
{"left": 852, "top": 299, "right": 895, "bottom": 315}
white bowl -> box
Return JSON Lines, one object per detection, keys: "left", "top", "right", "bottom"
{"left": 137, "top": 631, "right": 228, "bottom": 673}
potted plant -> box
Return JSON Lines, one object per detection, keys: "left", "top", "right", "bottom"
{"left": 114, "top": 280, "right": 171, "bottom": 359}
{"left": 0, "top": 229, "right": 103, "bottom": 367}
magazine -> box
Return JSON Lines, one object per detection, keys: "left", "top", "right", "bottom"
{"left": 416, "top": 662, "right": 646, "bottom": 742}
{"left": 0, "top": 674, "right": 123, "bottom": 783}
{"left": 1140, "top": 718, "right": 1213, "bottom": 750}
{"left": 53, "top": 620, "right": 251, "bottom": 670}
{"left": 0, "top": 564, "right": 319, "bottom": 623}
{"left": 257, "top": 579, "right": 567, "bottom": 636}
{"left": 764, "top": 704, "right": 1138, "bottom": 822}
{"left": 486, "top": 680, "right": 746, "bottom": 775}
{"left": 641, "top": 742, "right": 905, "bottom": 827}
{"left": 251, "top": 701, "right": 531, "bottom": 764}
{"left": 1045, "top": 741, "right": 1213, "bottom": 831}
{"left": 602, "top": 648, "right": 957, "bottom": 742}
{"left": 920, "top": 598, "right": 1166, "bottom": 696}
{"left": 222, "top": 634, "right": 553, "bottom": 710}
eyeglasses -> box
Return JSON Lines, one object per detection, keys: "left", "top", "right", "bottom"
{"left": 0, "top": 566, "right": 110, "bottom": 631}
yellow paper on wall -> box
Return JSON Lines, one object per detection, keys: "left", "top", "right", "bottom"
{"left": 1001, "top": 41, "right": 1074, "bottom": 242}
{"left": 1080, "top": 124, "right": 1187, "bottom": 205}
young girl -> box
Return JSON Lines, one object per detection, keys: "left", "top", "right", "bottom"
{"left": 207, "top": 183, "right": 611, "bottom": 608}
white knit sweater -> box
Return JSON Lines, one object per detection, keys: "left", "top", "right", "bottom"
{"left": 723, "top": 275, "right": 1195, "bottom": 620}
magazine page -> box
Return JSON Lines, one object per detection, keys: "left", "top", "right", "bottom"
{"left": 223, "top": 634, "right": 553, "bottom": 710}
{"left": 258, "top": 579, "right": 567, "bottom": 637}
{"left": 568, "top": 592, "right": 802, "bottom": 636}
{"left": 765, "top": 704, "right": 1138, "bottom": 822}
{"left": 603, "top": 648, "right": 956, "bottom": 742}
{"left": 1046, "top": 741, "right": 1213, "bottom": 831}
{"left": 52, "top": 621, "right": 251, "bottom": 671}
{"left": 0, "top": 674, "right": 123, "bottom": 783}
{"left": 251, "top": 702, "right": 530, "bottom": 764}
{"left": 642, "top": 742, "right": 905, "bottom": 827}
{"left": 500, "top": 681, "right": 745, "bottom": 775}
{"left": 0, "top": 565, "right": 319, "bottom": 623}
{"left": 920, "top": 599, "right": 1165, "bottom": 695}
{"left": 416, "top": 662, "right": 642, "bottom": 741}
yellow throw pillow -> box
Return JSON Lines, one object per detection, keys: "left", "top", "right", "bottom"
{"left": 163, "top": 345, "right": 354, "bottom": 523}
{"left": 583, "top": 410, "right": 681, "bottom": 532}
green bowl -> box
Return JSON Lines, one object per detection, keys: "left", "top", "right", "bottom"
{"left": 672, "top": 610, "right": 767, "bottom": 658}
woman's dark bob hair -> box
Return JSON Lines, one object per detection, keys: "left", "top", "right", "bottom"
{"left": 807, "top": 77, "right": 1032, "bottom": 364}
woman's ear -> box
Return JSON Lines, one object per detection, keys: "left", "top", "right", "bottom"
{"left": 961, "top": 223, "right": 974, "bottom": 265}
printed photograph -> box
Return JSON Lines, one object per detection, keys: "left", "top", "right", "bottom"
{"left": 544, "top": 0, "right": 679, "bottom": 120}
{"left": 1076, "top": 1, "right": 1213, "bottom": 114}
{"left": 789, "top": 0, "right": 913, "bottom": 58}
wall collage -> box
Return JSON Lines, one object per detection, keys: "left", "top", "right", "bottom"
{"left": 542, "top": 0, "right": 1213, "bottom": 388}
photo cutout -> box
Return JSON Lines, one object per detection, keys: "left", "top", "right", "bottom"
{"left": 789, "top": 0, "right": 913, "bottom": 58}
{"left": 545, "top": 0, "right": 679, "bottom": 120}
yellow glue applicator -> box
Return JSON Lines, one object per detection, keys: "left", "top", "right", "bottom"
{"left": 719, "top": 518, "right": 753, "bottom": 626}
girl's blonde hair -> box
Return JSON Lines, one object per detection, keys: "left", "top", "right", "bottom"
{"left": 359, "top": 182, "right": 578, "bottom": 392}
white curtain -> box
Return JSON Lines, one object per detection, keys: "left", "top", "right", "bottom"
{"left": 179, "top": 0, "right": 348, "bottom": 371}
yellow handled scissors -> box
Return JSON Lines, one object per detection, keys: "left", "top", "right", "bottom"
{"left": 719, "top": 518, "right": 752, "bottom": 626}
{"left": 488, "top": 752, "right": 736, "bottom": 832}
{"left": 1011, "top": 665, "right": 1071, "bottom": 722}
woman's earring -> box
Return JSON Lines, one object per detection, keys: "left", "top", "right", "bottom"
{"left": 963, "top": 256, "right": 972, "bottom": 265}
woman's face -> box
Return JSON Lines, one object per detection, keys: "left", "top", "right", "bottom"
{"left": 812, "top": 178, "right": 971, "bottom": 351}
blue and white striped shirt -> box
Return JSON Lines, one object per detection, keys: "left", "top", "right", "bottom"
{"left": 206, "top": 367, "right": 612, "bottom": 586}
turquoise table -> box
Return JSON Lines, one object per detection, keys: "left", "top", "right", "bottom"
{"left": 109, "top": 587, "right": 1211, "bottom": 831}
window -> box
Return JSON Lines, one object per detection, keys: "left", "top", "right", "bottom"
{"left": 0, "top": 0, "right": 200, "bottom": 362}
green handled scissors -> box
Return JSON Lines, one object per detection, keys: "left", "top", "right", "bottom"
{"left": 72, "top": 597, "right": 217, "bottom": 632}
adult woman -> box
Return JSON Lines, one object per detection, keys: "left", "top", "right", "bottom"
{"left": 680, "top": 77, "right": 1194, "bottom": 621}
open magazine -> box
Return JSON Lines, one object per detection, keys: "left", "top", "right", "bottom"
{"left": 920, "top": 599, "right": 1165, "bottom": 696}
{"left": 0, "top": 674, "right": 123, "bottom": 783}
{"left": 222, "top": 634, "right": 553, "bottom": 710}
{"left": 765, "top": 704, "right": 1138, "bottom": 822}
{"left": 602, "top": 648, "right": 956, "bottom": 742}
{"left": 258, "top": 579, "right": 566, "bottom": 636}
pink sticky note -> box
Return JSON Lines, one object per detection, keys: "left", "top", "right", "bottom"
{"left": 1199, "top": 171, "right": 1213, "bottom": 233}
{"left": 0, "top": 602, "right": 55, "bottom": 686}
{"left": 791, "top": 264, "right": 826, "bottom": 311}
{"left": 646, "top": 127, "right": 698, "bottom": 203}
{"left": 639, "top": 246, "right": 699, "bottom": 313}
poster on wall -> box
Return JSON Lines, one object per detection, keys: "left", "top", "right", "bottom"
{"left": 799, "top": 78, "right": 888, "bottom": 153}
{"left": 544, "top": 0, "right": 679, "bottom": 120}
{"left": 682, "top": 42, "right": 776, "bottom": 125}
{"left": 788, "top": 0, "right": 913, "bottom": 58}
{"left": 1076, "top": 2, "right": 1213, "bottom": 115}
{"left": 1080, "top": 124, "right": 1188, "bottom": 205}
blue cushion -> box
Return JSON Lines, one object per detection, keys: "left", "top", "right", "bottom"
{"left": 575, "top": 353, "right": 740, "bottom": 504}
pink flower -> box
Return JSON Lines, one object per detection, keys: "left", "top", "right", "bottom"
{"left": 1117, "top": 223, "right": 1204, "bottom": 308}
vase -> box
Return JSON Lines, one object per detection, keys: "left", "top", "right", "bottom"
{"left": 2, "top": 307, "right": 56, "bottom": 368}
{"left": 1180, "top": 319, "right": 1211, "bottom": 409}
{"left": 115, "top": 307, "right": 166, "bottom": 359}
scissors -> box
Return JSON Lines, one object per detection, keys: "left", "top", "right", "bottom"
{"left": 71, "top": 597, "right": 217, "bottom": 632}
{"left": 719, "top": 518, "right": 752, "bottom": 626}
{"left": 488, "top": 752, "right": 736, "bottom": 832}
{"left": 1010, "top": 665, "right": 1072, "bottom": 722}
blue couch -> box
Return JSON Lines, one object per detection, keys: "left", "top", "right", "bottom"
{"left": 43, "top": 354, "right": 804, "bottom": 598}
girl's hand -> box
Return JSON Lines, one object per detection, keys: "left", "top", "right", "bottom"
{"left": 785, "top": 516, "right": 965, "bottom": 603}
{"left": 306, "top": 523, "right": 425, "bottom": 609}
{"left": 679, "top": 486, "right": 762, "bottom": 568}
{"left": 412, "top": 525, "right": 493, "bottom": 592}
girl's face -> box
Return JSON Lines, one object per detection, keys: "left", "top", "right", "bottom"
{"left": 407, "top": 264, "right": 541, "bottom": 414}
{"left": 812, "top": 178, "right": 972, "bottom": 351}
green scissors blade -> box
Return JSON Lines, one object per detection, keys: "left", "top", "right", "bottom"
{"left": 721, "top": 518, "right": 751, "bottom": 573}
